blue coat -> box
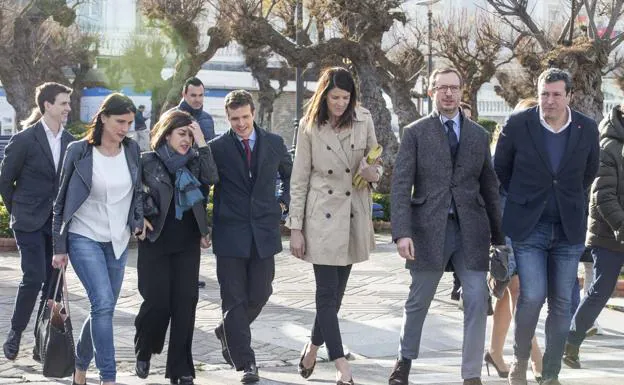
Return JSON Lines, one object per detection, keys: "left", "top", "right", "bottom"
{"left": 172, "top": 100, "right": 216, "bottom": 141}
{"left": 494, "top": 106, "right": 599, "bottom": 243}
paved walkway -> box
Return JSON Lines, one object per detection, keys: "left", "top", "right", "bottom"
{"left": 1, "top": 234, "right": 623, "bottom": 384}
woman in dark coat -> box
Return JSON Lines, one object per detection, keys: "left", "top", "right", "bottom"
{"left": 133, "top": 110, "right": 218, "bottom": 385}
{"left": 563, "top": 103, "right": 624, "bottom": 368}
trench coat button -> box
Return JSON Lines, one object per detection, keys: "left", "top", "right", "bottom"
{"left": 328, "top": 169, "right": 333, "bottom": 174}
{"left": 350, "top": 213, "right": 354, "bottom": 218}
{"left": 346, "top": 168, "right": 351, "bottom": 173}
{"left": 351, "top": 144, "right": 354, "bottom": 149}
{"left": 327, "top": 145, "right": 331, "bottom": 150}
{"left": 346, "top": 191, "right": 351, "bottom": 196}
{"left": 328, "top": 190, "right": 333, "bottom": 194}
{"left": 326, "top": 213, "right": 331, "bottom": 218}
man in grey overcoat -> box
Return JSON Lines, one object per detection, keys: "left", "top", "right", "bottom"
{"left": 388, "top": 68, "right": 505, "bottom": 385}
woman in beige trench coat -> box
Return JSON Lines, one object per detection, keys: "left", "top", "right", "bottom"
{"left": 287, "top": 67, "right": 383, "bottom": 385}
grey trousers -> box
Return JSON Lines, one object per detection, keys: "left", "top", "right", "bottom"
{"left": 398, "top": 216, "right": 488, "bottom": 379}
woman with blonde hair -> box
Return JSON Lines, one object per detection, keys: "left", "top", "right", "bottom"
{"left": 287, "top": 67, "right": 382, "bottom": 385}
{"left": 486, "top": 97, "right": 543, "bottom": 381}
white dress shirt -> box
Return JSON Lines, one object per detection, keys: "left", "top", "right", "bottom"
{"left": 69, "top": 146, "right": 133, "bottom": 259}
{"left": 41, "top": 119, "right": 64, "bottom": 171}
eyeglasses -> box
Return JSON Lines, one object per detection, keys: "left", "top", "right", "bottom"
{"left": 433, "top": 85, "right": 461, "bottom": 93}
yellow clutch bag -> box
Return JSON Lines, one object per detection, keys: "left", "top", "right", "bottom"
{"left": 352, "top": 144, "right": 383, "bottom": 189}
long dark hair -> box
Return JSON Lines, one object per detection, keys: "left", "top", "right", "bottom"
{"left": 85, "top": 93, "right": 136, "bottom": 145}
{"left": 150, "top": 110, "right": 195, "bottom": 150}
{"left": 302, "top": 67, "right": 357, "bottom": 131}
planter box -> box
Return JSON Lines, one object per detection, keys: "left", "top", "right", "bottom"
{"left": 614, "top": 280, "right": 624, "bottom": 298}
{"left": 0, "top": 237, "right": 17, "bottom": 252}
{"left": 373, "top": 220, "right": 391, "bottom": 233}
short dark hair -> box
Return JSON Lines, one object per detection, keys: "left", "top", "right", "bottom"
{"left": 85, "top": 93, "right": 136, "bottom": 146}
{"left": 429, "top": 68, "right": 463, "bottom": 90}
{"left": 224, "top": 90, "right": 255, "bottom": 113}
{"left": 36, "top": 82, "right": 72, "bottom": 114}
{"left": 538, "top": 68, "right": 573, "bottom": 94}
{"left": 138, "top": 105, "right": 145, "bottom": 109}
{"left": 150, "top": 110, "right": 195, "bottom": 150}
{"left": 183, "top": 77, "right": 204, "bottom": 94}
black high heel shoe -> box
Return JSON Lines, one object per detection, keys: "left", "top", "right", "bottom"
{"left": 298, "top": 341, "right": 316, "bottom": 379}
{"left": 484, "top": 351, "right": 509, "bottom": 378}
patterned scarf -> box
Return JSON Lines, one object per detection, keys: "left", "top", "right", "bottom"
{"left": 156, "top": 144, "right": 204, "bottom": 219}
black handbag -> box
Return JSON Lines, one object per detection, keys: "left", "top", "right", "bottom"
{"left": 36, "top": 267, "right": 75, "bottom": 378}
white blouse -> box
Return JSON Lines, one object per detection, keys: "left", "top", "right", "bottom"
{"left": 69, "top": 146, "right": 133, "bottom": 259}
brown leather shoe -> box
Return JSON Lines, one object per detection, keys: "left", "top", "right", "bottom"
{"left": 464, "top": 378, "right": 483, "bottom": 385}
{"left": 388, "top": 358, "right": 411, "bottom": 385}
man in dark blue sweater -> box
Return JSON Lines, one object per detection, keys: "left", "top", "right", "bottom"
{"left": 494, "top": 68, "right": 599, "bottom": 385}
{"left": 169, "top": 77, "right": 216, "bottom": 141}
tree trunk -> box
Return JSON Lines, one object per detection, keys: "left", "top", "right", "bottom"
{"left": 354, "top": 60, "right": 398, "bottom": 194}
{"left": 383, "top": 79, "right": 421, "bottom": 137}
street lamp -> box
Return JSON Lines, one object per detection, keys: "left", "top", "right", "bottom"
{"left": 413, "top": 0, "right": 441, "bottom": 114}
{"left": 293, "top": 0, "right": 304, "bottom": 149}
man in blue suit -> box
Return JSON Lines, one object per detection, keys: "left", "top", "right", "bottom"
{"left": 209, "top": 90, "right": 291, "bottom": 384}
{"left": 494, "top": 68, "right": 599, "bottom": 385}
{"left": 1, "top": 82, "right": 75, "bottom": 361}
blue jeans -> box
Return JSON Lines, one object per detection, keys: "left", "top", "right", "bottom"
{"left": 68, "top": 233, "right": 128, "bottom": 382}
{"left": 512, "top": 221, "right": 584, "bottom": 380}
{"left": 568, "top": 247, "right": 624, "bottom": 346}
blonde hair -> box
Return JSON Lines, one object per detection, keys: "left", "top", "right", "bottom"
{"left": 514, "top": 97, "right": 537, "bottom": 112}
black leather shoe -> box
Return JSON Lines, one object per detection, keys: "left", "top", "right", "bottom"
{"left": 388, "top": 358, "right": 411, "bottom": 385}
{"left": 135, "top": 360, "right": 150, "bottom": 379}
{"left": 241, "top": 363, "right": 260, "bottom": 383}
{"left": 215, "top": 325, "right": 233, "bottom": 366}
{"left": 170, "top": 376, "right": 195, "bottom": 385}
{"left": 3, "top": 329, "right": 21, "bottom": 360}
{"left": 32, "top": 344, "right": 41, "bottom": 362}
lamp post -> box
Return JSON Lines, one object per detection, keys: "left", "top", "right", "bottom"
{"left": 292, "top": 0, "right": 304, "bottom": 149}
{"left": 413, "top": 0, "right": 441, "bottom": 114}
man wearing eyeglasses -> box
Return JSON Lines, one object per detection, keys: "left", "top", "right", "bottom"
{"left": 494, "top": 68, "right": 599, "bottom": 385}
{"left": 389, "top": 68, "right": 505, "bottom": 385}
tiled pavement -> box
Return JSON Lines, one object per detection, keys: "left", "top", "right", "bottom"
{"left": 1, "top": 234, "right": 623, "bottom": 384}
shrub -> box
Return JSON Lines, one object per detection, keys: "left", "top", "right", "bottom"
{"left": 372, "top": 192, "right": 391, "bottom": 221}
{"left": 477, "top": 118, "right": 498, "bottom": 140}
{"left": 0, "top": 202, "right": 13, "bottom": 238}
{"left": 66, "top": 121, "right": 89, "bottom": 139}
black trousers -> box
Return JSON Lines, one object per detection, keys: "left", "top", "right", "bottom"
{"left": 310, "top": 264, "right": 352, "bottom": 361}
{"left": 10, "top": 217, "right": 56, "bottom": 337}
{"left": 216, "top": 248, "right": 275, "bottom": 370}
{"left": 134, "top": 241, "right": 201, "bottom": 379}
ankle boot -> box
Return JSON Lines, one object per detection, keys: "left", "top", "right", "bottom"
{"left": 562, "top": 342, "right": 581, "bottom": 369}
{"left": 508, "top": 358, "right": 528, "bottom": 385}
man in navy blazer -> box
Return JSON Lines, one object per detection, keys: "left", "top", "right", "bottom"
{"left": 0, "top": 82, "right": 75, "bottom": 361}
{"left": 494, "top": 68, "right": 599, "bottom": 385}
{"left": 209, "top": 90, "right": 291, "bottom": 384}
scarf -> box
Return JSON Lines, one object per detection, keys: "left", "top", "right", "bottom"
{"left": 156, "top": 144, "right": 204, "bottom": 219}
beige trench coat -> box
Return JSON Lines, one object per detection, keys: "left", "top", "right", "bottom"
{"left": 286, "top": 106, "right": 382, "bottom": 266}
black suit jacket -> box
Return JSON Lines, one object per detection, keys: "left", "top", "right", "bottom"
{"left": 210, "top": 125, "right": 292, "bottom": 259}
{"left": 494, "top": 106, "right": 599, "bottom": 243}
{"left": 0, "top": 121, "right": 75, "bottom": 232}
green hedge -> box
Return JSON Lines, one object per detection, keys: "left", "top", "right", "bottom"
{"left": 0, "top": 202, "right": 13, "bottom": 238}
{"left": 372, "top": 192, "right": 391, "bottom": 221}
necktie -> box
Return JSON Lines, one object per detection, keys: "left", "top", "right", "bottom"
{"left": 445, "top": 120, "right": 458, "bottom": 160}
{"left": 242, "top": 139, "right": 252, "bottom": 169}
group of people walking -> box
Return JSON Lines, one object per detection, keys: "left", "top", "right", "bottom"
{"left": 388, "top": 66, "right": 619, "bottom": 385}
{"left": 0, "top": 65, "right": 620, "bottom": 385}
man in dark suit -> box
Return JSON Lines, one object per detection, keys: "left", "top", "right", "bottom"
{"left": 1, "top": 82, "right": 75, "bottom": 361}
{"left": 494, "top": 68, "right": 599, "bottom": 385}
{"left": 389, "top": 68, "right": 505, "bottom": 385}
{"left": 209, "top": 90, "right": 291, "bottom": 384}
